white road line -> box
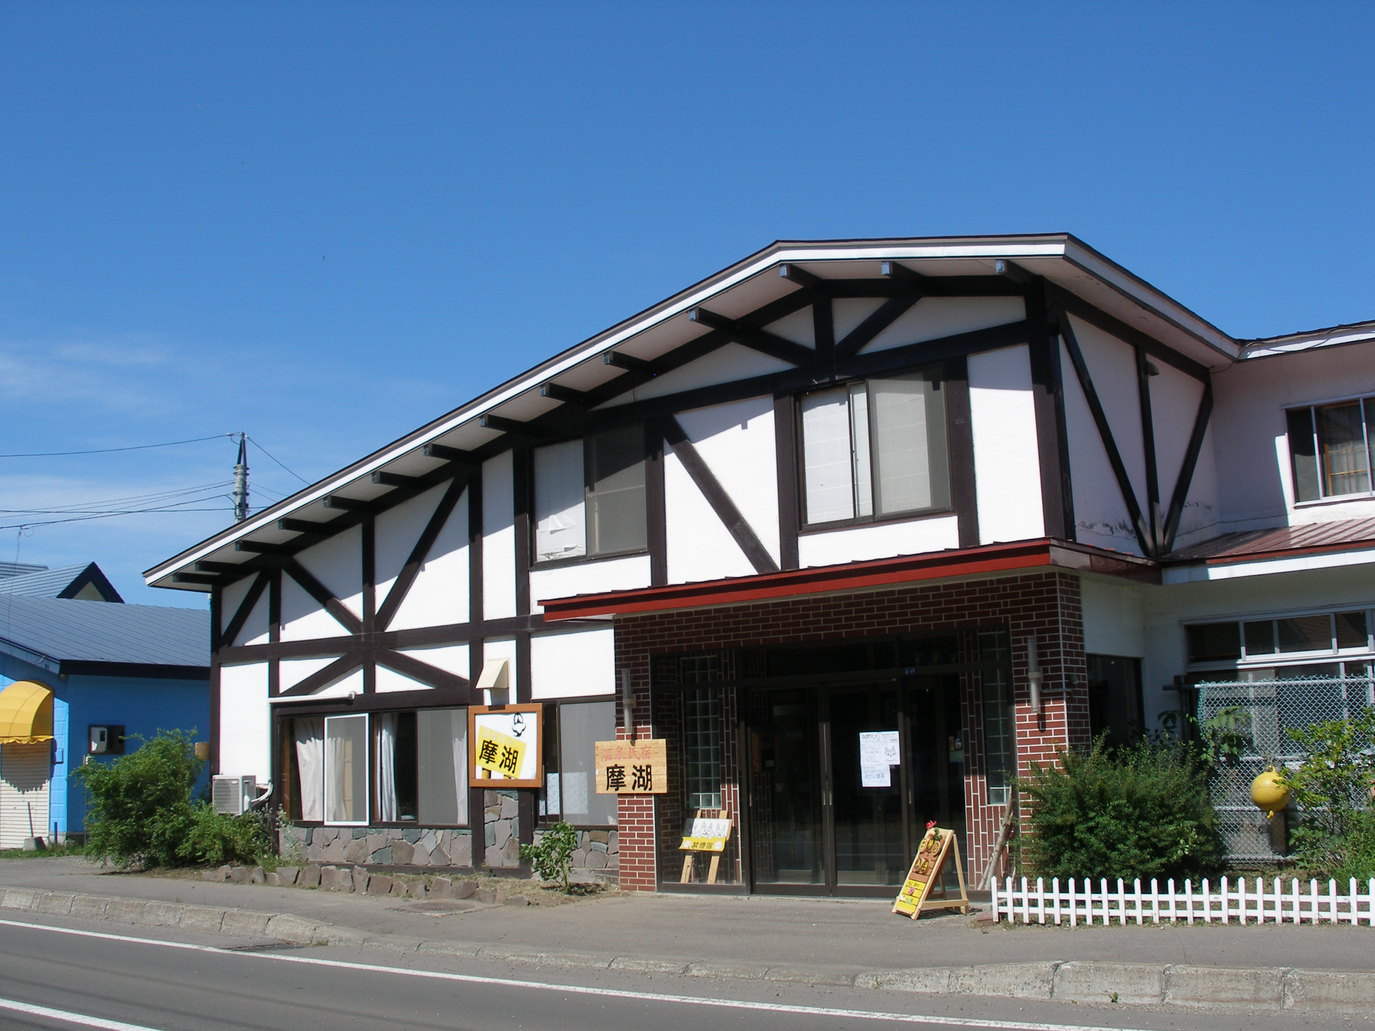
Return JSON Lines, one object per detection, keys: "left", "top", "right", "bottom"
{"left": 0, "top": 996, "right": 163, "bottom": 1031}
{"left": 0, "top": 917, "right": 1154, "bottom": 1031}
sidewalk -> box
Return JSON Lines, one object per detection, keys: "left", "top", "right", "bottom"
{"left": 1, "top": 857, "right": 1373, "bottom": 1016}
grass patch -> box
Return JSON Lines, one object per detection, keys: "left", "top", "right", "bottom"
{"left": 0, "top": 843, "right": 85, "bottom": 860}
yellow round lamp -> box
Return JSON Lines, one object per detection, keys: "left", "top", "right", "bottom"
{"left": 1250, "top": 768, "right": 1291, "bottom": 819}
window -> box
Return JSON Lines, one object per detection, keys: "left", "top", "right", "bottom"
{"left": 682, "top": 687, "right": 723, "bottom": 811}
{"left": 1187, "top": 610, "right": 1370, "bottom": 666}
{"left": 1087, "top": 654, "right": 1143, "bottom": 746}
{"left": 1287, "top": 397, "right": 1375, "bottom": 501}
{"left": 800, "top": 369, "right": 949, "bottom": 525}
{"left": 534, "top": 425, "right": 647, "bottom": 561}
{"left": 540, "top": 700, "right": 617, "bottom": 825}
{"left": 284, "top": 707, "right": 468, "bottom": 826}
{"left": 324, "top": 713, "right": 368, "bottom": 825}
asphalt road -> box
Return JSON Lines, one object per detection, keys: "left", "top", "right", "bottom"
{"left": 0, "top": 914, "right": 1360, "bottom": 1031}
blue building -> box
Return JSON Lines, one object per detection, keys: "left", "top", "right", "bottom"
{"left": 0, "top": 564, "right": 209, "bottom": 847}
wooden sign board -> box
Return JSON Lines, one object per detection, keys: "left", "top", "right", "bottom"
{"left": 470, "top": 704, "right": 543, "bottom": 788}
{"left": 679, "top": 808, "right": 732, "bottom": 884}
{"left": 893, "top": 826, "right": 969, "bottom": 919}
{"left": 594, "top": 738, "right": 668, "bottom": 794}
{"left": 680, "top": 813, "right": 731, "bottom": 852}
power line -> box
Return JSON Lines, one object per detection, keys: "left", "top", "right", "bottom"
{"left": 247, "top": 435, "right": 311, "bottom": 484}
{"left": 0, "top": 495, "right": 233, "bottom": 531}
{"left": 0, "top": 433, "right": 231, "bottom": 459}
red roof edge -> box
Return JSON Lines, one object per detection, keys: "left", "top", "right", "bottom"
{"left": 540, "top": 538, "right": 1157, "bottom": 621}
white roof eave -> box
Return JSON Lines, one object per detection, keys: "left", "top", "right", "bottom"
{"left": 145, "top": 234, "right": 1242, "bottom": 590}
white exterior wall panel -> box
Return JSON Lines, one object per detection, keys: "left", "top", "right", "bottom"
{"left": 1062, "top": 337, "right": 1142, "bottom": 556}
{"left": 861, "top": 296, "right": 1025, "bottom": 355}
{"left": 376, "top": 643, "right": 470, "bottom": 692}
{"left": 969, "top": 345, "right": 1044, "bottom": 544}
{"left": 221, "top": 574, "right": 270, "bottom": 646}
{"left": 386, "top": 492, "right": 470, "bottom": 632}
{"left": 799, "top": 515, "right": 960, "bottom": 568}
{"left": 482, "top": 453, "right": 517, "bottom": 619}
{"left": 531, "top": 628, "right": 615, "bottom": 700}
{"left": 280, "top": 658, "right": 361, "bottom": 699}
{"left": 294, "top": 525, "right": 364, "bottom": 621}
{"left": 531, "top": 554, "right": 650, "bottom": 614}
{"left": 280, "top": 577, "right": 352, "bottom": 641}
{"left": 666, "top": 398, "right": 780, "bottom": 583}
{"left": 1212, "top": 347, "right": 1375, "bottom": 526}
{"left": 600, "top": 343, "right": 792, "bottom": 406}
{"left": 219, "top": 663, "right": 270, "bottom": 783}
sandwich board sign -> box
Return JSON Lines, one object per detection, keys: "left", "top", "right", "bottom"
{"left": 893, "top": 824, "right": 969, "bottom": 919}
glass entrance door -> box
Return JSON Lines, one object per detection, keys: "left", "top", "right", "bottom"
{"left": 745, "top": 677, "right": 963, "bottom": 895}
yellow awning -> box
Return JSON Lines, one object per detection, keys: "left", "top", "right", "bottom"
{"left": 0, "top": 680, "right": 54, "bottom": 744}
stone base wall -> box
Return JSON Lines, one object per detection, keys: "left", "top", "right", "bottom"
{"left": 483, "top": 789, "right": 520, "bottom": 867}
{"left": 281, "top": 825, "right": 474, "bottom": 868}
{"left": 526, "top": 825, "right": 619, "bottom": 880}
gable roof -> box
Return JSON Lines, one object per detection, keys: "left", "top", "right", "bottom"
{"left": 0, "top": 562, "right": 123, "bottom": 602}
{"left": 143, "top": 234, "right": 1257, "bottom": 593}
{"left": 0, "top": 595, "right": 209, "bottom": 677}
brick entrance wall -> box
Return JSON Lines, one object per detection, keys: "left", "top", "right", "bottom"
{"left": 613, "top": 570, "right": 1088, "bottom": 892}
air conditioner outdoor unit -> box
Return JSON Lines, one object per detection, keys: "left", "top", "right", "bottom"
{"left": 212, "top": 775, "right": 257, "bottom": 815}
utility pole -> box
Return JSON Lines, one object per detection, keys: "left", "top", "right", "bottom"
{"left": 232, "top": 432, "right": 250, "bottom": 522}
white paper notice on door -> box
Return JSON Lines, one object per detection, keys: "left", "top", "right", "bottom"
{"left": 859, "top": 730, "right": 900, "bottom": 788}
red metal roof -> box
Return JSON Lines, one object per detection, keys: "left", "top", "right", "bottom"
{"left": 1164, "top": 517, "right": 1375, "bottom": 564}
{"left": 539, "top": 538, "right": 1157, "bottom": 621}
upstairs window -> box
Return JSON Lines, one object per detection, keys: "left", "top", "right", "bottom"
{"left": 534, "top": 425, "right": 647, "bottom": 562}
{"left": 800, "top": 369, "right": 949, "bottom": 525}
{"left": 1287, "top": 398, "right": 1375, "bottom": 502}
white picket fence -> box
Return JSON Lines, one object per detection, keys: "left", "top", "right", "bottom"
{"left": 991, "top": 874, "right": 1375, "bottom": 926}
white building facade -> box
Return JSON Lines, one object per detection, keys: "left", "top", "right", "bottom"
{"left": 147, "top": 236, "right": 1375, "bottom": 894}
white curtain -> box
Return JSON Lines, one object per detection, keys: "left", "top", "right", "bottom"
{"left": 534, "top": 440, "right": 586, "bottom": 560}
{"left": 801, "top": 388, "right": 856, "bottom": 523}
{"left": 293, "top": 717, "right": 324, "bottom": 822}
{"left": 377, "top": 713, "right": 397, "bottom": 823}
{"left": 871, "top": 374, "right": 929, "bottom": 514}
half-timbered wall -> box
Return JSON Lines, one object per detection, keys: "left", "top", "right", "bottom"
{"left": 202, "top": 256, "right": 1237, "bottom": 883}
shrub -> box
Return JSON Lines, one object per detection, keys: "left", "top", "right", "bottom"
{"left": 73, "top": 729, "right": 272, "bottom": 870}
{"left": 179, "top": 804, "right": 273, "bottom": 867}
{"left": 519, "top": 821, "right": 579, "bottom": 892}
{"left": 73, "top": 729, "right": 202, "bottom": 868}
{"left": 1281, "top": 709, "right": 1375, "bottom": 880}
{"left": 1019, "top": 738, "right": 1224, "bottom": 881}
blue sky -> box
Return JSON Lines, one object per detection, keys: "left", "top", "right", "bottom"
{"left": 2, "top": 1, "right": 1372, "bottom": 606}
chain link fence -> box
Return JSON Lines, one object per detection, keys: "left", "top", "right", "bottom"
{"left": 1196, "top": 676, "right": 1374, "bottom": 863}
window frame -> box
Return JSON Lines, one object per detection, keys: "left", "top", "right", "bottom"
{"left": 796, "top": 365, "right": 952, "bottom": 531}
{"left": 532, "top": 424, "right": 649, "bottom": 566}
{"left": 538, "top": 698, "right": 618, "bottom": 828}
{"left": 281, "top": 706, "right": 470, "bottom": 828}
{"left": 1184, "top": 608, "right": 1375, "bottom": 680}
{"left": 1287, "top": 396, "right": 1375, "bottom": 503}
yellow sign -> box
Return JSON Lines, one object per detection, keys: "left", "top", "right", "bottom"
{"left": 474, "top": 727, "right": 526, "bottom": 780}
{"left": 680, "top": 815, "right": 731, "bottom": 853}
{"left": 893, "top": 825, "right": 968, "bottom": 919}
{"left": 469, "top": 704, "right": 543, "bottom": 788}
{"left": 594, "top": 738, "right": 668, "bottom": 794}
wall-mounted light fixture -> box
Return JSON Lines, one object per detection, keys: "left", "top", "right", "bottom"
{"left": 476, "top": 658, "right": 510, "bottom": 707}
{"left": 1025, "top": 636, "right": 1043, "bottom": 716}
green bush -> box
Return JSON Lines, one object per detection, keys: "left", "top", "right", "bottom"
{"left": 1019, "top": 738, "right": 1224, "bottom": 882}
{"left": 73, "top": 730, "right": 271, "bottom": 869}
{"left": 180, "top": 803, "right": 273, "bottom": 867}
{"left": 1281, "top": 709, "right": 1375, "bottom": 881}
{"left": 519, "top": 821, "right": 579, "bottom": 892}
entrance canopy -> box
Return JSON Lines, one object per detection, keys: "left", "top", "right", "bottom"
{"left": 0, "top": 680, "right": 54, "bottom": 744}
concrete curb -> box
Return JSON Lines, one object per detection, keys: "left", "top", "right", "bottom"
{"left": 3, "top": 889, "right": 1373, "bottom": 1014}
